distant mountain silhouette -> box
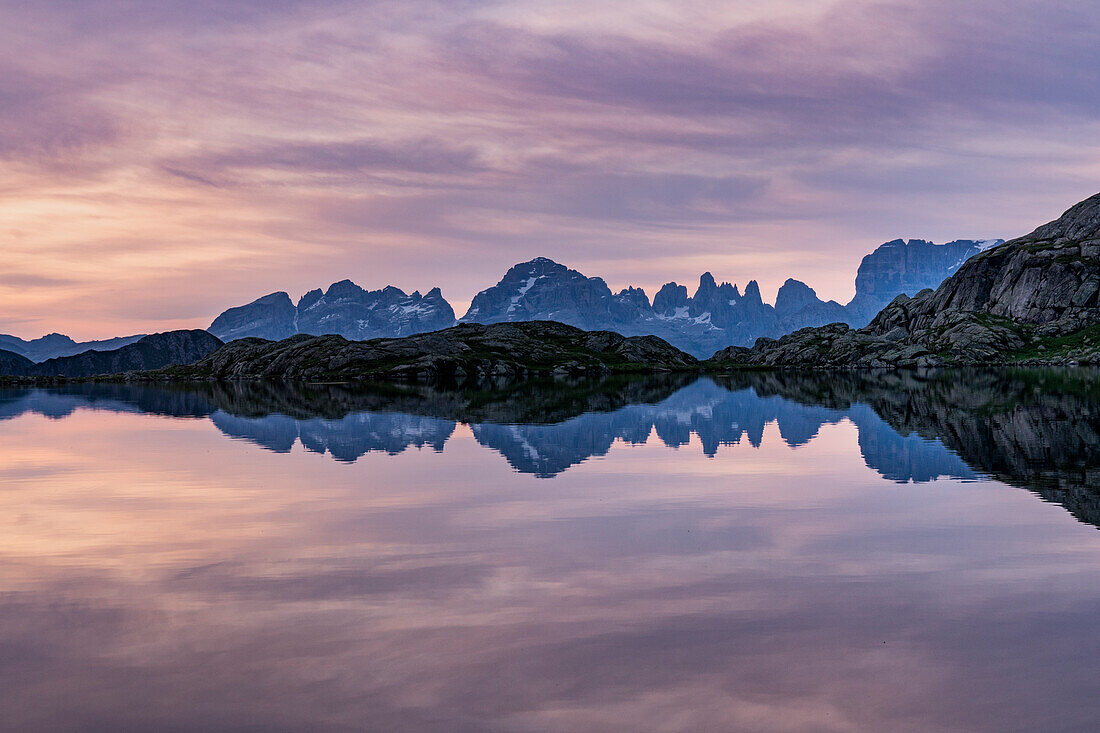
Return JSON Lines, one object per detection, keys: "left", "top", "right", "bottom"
{"left": 0, "top": 330, "right": 223, "bottom": 378}
{"left": 0, "top": 332, "right": 147, "bottom": 362}
{"left": 715, "top": 191, "right": 1100, "bottom": 367}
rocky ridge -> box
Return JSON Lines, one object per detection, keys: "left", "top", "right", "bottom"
{"left": 0, "top": 332, "right": 147, "bottom": 362}
{"left": 159, "top": 321, "right": 698, "bottom": 382}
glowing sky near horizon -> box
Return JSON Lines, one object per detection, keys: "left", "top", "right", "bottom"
{"left": 1, "top": 0, "right": 1099, "bottom": 340}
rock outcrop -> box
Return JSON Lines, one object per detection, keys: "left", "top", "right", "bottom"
{"left": 711, "top": 193, "right": 1100, "bottom": 368}
{"left": 161, "top": 321, "right": 698, "bottom": 382}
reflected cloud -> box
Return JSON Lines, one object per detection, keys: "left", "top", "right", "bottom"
{"left": 1, "top": 369, "right": 1100, "bottom": 730}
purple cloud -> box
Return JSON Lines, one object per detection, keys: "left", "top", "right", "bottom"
{"left": 0, "top": 0, "right": 1097, "bottom": 338}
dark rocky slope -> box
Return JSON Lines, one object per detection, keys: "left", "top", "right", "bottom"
{"left": 160, "top": 321, "right": 698, "bottom": 382}
{"left": 0, "top": 349, "right": 35, "bottom": 376}
{"left": 712, "top": 193, "right": 1100, "bottom": 368}
{"left": 22, "top": 330, "right": 224, "bottom": 378}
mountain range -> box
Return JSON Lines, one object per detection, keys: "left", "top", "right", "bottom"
{"left": 0, "top": 332, "right": 146, "bottom": 363}
{"left": 0, "top": 331, "right": 223, "bottom": 379}
{"left": 204, "top": 237, "right": 1000, "bottom": 357}
{"left": 208, "top": 281, "right": 456, "bottom": 343}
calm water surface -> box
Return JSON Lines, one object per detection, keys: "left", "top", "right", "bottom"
{"left": 1, "top": 370, "right": 1098, "bottom": 731}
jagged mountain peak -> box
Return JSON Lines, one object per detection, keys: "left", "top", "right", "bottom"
{"left": 324, "top": 279, "right": 367, "bottom": 299}
{"left": 775, "top": 279, "right": 819, "bottom": 315}
{"left": 298, "top": 288, "right": 323, "bottom": 310}
{"left": 507, "top": 257, "right": 569, "bottom": 275}
{"left": 461, "top": 257, "right": 613, "bottom": 327}
{"left": 653, "top": 282, "right": 689, "bottom": 315}
{"left": 211, "top": 278, "right": 456, "bottom": 343}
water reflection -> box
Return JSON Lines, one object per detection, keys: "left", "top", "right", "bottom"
{"left": 4, "top": 369, "right": 1096, "bottom": 493}
{"left": 1, "top": 370, "right": 1099, "bottom": 730}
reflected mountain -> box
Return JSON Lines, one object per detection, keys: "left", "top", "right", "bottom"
{"left": 3, "top": 369, "right": 1098, "bottom": 526}
{"left": 728, "top": 368, "right": 1100, "bottom": 527}
{"left": 212, "top": 411, "right": 455, "bottom": 461}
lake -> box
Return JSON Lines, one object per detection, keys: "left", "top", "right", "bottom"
{"left": 1, "top": 370, "right": 1098, "bottom": 731}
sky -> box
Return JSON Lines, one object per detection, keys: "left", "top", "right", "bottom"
{"left": 1, "top": 0, "right": 1099, "bottom": 340}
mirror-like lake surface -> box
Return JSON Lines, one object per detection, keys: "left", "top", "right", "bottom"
{"left": 1, "top": 370, "right": 1099, "bottom": 731}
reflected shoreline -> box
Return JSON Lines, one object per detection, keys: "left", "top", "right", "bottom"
{"left": 4, "top": 368, "right": 1099, "bottom": 526}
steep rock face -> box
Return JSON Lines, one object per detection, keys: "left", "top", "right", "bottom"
{"left": 712, "top": 193, "right": 1100, "bottom": 368}
{"left": 0, "top": 332, "right": 147, "bottom": 362}
{"left": 163, "top": 321, "right": 697, "bottom": 382}
{"left": 296, "top": 281, "right": 456, "bottom": 340}
{"left": 775, "top": 279, "right": 848, "bottom": 331}
{"left": 845, "top": 238, "right": 1003, "bottom": 322}
{"left": 774, "top": 279, "right": 822, "bottom": 318}
{"left": 209, "top": 292, "right": 297, "bottom": 342}
{"left": 210, "top": 280, "right": 456, "bottom": 343}
{"left": 651, "top": 282, "right": 689, "bottom": 317}
{"left": 0, "top": 349, "right": 35, "bottom": 376}
{"left": 31, "top": 330, "right": 225, "bottom": 377}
